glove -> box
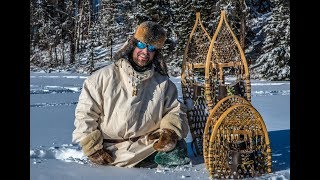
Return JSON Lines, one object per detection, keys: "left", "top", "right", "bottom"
{"left": 79, "top": 130, "right": 114, "bottom": 165}
{"left": 88, "top": 148, "right": 114, "bottom": 165}
{"left": 151, "top": 128, "right": 179, "bottom": 152}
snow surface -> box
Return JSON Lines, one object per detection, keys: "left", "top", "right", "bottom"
{"left": 30, "top": 71, "right": 290, "bottom": 180}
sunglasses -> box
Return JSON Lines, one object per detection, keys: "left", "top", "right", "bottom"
{"left": 136, "top": 41, "right": 157, "bottom": 52}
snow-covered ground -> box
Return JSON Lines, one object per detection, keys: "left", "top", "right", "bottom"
{"left": 30, "top": 71, "right": 290, "bottom": 180}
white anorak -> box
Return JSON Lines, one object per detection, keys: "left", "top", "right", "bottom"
{"left": 72, "top": 59, "right": 189, "bottom": 167}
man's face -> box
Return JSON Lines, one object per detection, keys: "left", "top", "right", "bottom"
{"left": 132, "top": 46, "right": 155, "bottom": 67}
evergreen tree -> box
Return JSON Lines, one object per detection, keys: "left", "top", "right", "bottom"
{"left": 29, "top": 0, "right": 290, "bottom": 80}
{"left": 249, "top": 0, "right": 290, "bottom": 80}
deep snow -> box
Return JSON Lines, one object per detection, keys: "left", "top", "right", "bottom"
{"left": 30, "top": 71, "right": 290, "bottom": 180}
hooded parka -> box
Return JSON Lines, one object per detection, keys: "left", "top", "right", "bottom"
{"left": 72, "top": 58, "right": 189, "bottom": 167}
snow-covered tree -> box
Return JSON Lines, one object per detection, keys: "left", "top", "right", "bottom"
{"left": 247, "top": 0, "right": 290, "bottom": 80}
{"left": 30, "top": 0, "right": 290, "bottom": 80}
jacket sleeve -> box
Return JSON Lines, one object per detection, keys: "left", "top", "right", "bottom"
{"left": 72, "top": 78, "right": 103, "bottom": 144}
{"left": 160, "top": 80, "right": 189, "bottom": 139}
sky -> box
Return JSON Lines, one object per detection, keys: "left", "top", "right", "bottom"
{"left": 30, "top": 71, "right": 290, "bottom": 180}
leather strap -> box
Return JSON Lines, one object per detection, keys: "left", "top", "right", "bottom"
{"left": 104, "top": 136, "right": 140, "bottom": 144}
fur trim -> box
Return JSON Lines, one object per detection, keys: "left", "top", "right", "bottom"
{"left": 113, "top": 38, "right": 169, "bottom": 76}
{"left": 153, "top": 51, "right": 168, "bottom": 76}
{"left": 160, "top": 114, "right": 188, "bottom": 139}
{"left": 113, "top": 36, "right": 136, "bottom": 61}
{"left": 134, "top": 21, "right": 167, "bottom": 49}
{"left": 79, "top": 130, "right": 104, "bottom": 156}
{"left": 112, "top": 22, "right": 168, "bottom": 76}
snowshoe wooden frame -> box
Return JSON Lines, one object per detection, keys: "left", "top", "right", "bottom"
{"left": 206, "top": 103, "right": 272, "bottom": 179}
{"left": 201, "top": 10, "right": 271, "bottom": 178}
{"left": 203, "top": 95, "right": 250, "bottom": 170}
{"left": 204, "top": 10, "right": 251, "bottom": 109}
{"left": 181, "top": 12, "right": 211, "bottom": 156}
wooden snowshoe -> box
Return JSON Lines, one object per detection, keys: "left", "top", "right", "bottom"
{"left": 204, "top": 10, "right": 251, "bottom": 109}
{"left": 206, "top": 103, "right": 272, "bottom": 179}
{"left": 181, "top": 12, "right": 211, "bottom": 156}
{"left": 203, "top": 95, "right": 250, "bottom": 170}
{"left": 202, "top": 10, "right": 272, "bottom": 178}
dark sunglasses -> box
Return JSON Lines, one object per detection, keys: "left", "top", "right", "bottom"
{"left": 136, "top": 41, "right": 157, "bottom": 52}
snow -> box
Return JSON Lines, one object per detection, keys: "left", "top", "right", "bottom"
{"left": 30, "top": 71, "right": 290, "bottom": 180}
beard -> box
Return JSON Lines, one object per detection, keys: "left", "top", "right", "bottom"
{"left": 128, "top": 55, "right": 153, "bottom": 73}
{"left": 133, "top": 52, "right": 153, "bottom": 67}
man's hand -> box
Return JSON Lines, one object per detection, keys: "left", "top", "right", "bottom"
{"left": 88, "top": 149, "right": 114, "bottom": 165}
{"left": 79, "top": 130, "right": 114, "bottom": 165}
{"left": 153, "top": 128, "right": 178, "bottom": 152}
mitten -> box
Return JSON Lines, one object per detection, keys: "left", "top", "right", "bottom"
{"left": 88, "top": 149, "right": 114, "bottom": 165}
{"left": 79, "top": 130, "right": 114, "bottom": 165}
{"left": 147, "top": 131, "right": 161, "bottom": 141}
{"left": 153, "top": 129, "right": 178, "bottom": 152}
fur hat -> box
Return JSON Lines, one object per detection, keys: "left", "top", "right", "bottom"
{"left": 133, "top": 21, "right": 167, "bottom": 49}
{"left": 110, "top": 22, "right": 168, "bottom": 76}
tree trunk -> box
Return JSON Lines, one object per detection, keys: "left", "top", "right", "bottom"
{"left": 69, "top": 26, "right": 76, "bottom": 64}
{"left": 61, "top": 39, "right": 65, "bottom": 65}
{"left": 76, "top": 4, "right": 83, "bottom": 53}
{"left": 70, "top": 36, "right": 76, "bottom": 64}
{"left": 239, "top": 0, "right": 246, "bottom": 50}
{"left": 110, "top": 37, "right": 113, "bottom": 60}
{"left": 90, "top": 45, "right": 94, "bottom": 72}
{"left": 54, "top": 46, "right": 58, "bottom": 66}
{"left": 69, "top": 0, "right": 76, "bottom": 64}
{"left": 49, "top": 45, "right": 53, "bottom": 67}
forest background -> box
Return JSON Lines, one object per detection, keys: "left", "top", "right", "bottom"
{"left": 30, "top": 0, "right": 290, "bottom": 81}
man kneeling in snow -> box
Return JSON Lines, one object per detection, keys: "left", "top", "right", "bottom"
{"left": 72, "top": 21, "right": 190, "bottom": 168}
